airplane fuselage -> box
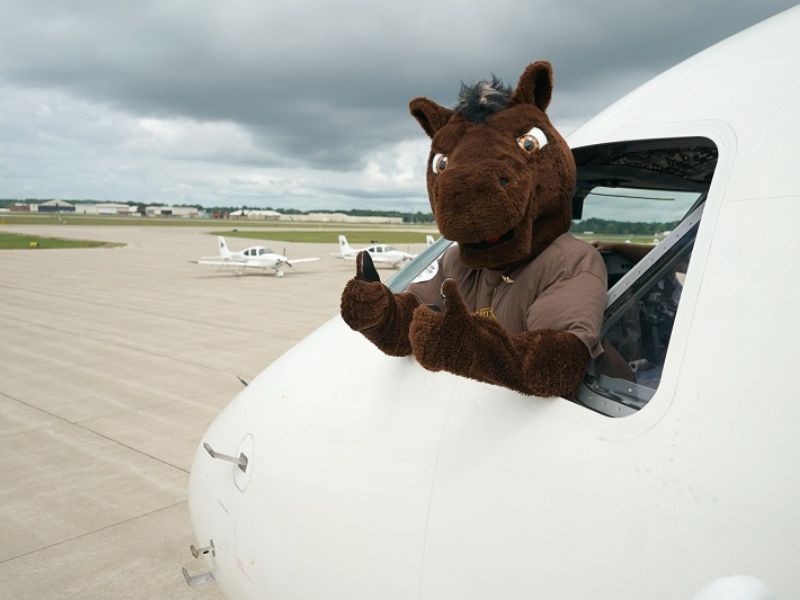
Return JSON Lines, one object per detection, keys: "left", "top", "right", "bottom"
{"left": 186, "top": 8, "right": 800, "bottom": 599}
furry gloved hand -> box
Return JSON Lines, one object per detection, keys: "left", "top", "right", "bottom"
{"left": 341, "top": 251, "right": 389, "bottom": 330}
{"left": 409, "top": 278, "right": 589, "bottom": 397}
{"left": 410, "top": 278, "right": 502, "bottom": 372}
{"left": 340, "top": 251, "right": 419, "bottom": 356}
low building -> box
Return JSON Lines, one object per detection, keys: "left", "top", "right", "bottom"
{"left": 79, "top": 203, "right": 138, "bottom": 216}
{"left": 99, "top": 203, "right": 136, "bottom": 216}
{"left": 227, "top": 209, "right": 281, "bottom": 220}
{"left": 37, "top": 199, "right": 75, "bottom": 213}
{"left": 145, "top": 205, "right": 201, "bottom": 218}
{"left": 278, "top": 213, "right": 403, "bottom": 224}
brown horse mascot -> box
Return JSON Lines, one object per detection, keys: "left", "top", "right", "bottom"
{"left": 341, "top": 61, "right": 607, "bottom": 398}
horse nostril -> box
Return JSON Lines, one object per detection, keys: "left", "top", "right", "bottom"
{"left": 499, "top": 177, "right": 509, "bottom": 188}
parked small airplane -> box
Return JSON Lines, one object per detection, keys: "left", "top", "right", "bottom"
{"left": 185, "top": 7, "right": 800, "bottom": 599}
{"left": 192, "top": 237, "right": 319, "bottom": 277}
{"left": 334, "top": 234, "right": 415, "bottom": 268}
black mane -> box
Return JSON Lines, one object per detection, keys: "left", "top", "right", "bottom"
{"left": 454, "top": 75, "right": 512, "bottom": 124}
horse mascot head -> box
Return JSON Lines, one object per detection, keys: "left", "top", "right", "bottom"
{"left": 410, "top": 61, "right": 575, "bottom": 269}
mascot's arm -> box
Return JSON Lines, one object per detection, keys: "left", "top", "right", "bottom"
{"left": 409, "top": 279, "right": 590, "bottom": 397}
{"left": 340, "top": 251, "right": 421, "bottom": 356}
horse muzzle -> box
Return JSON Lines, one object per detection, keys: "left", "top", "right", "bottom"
{"left": 431, "top": 166, "right": 527, "bottom": 243}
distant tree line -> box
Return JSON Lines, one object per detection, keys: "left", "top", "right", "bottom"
{"left": 570, "top": 217, "right": 680, "bottom": 236}
{"left": 206, "top": 205, "right": 435, "bottom": 223}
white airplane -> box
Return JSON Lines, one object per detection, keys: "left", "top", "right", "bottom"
{"left": 192, "top": 236, "right": 319, "bottom": 277}
{"left": 334, "top": 234, "right": 415, "bottom": 268}
{"left": 184, "top": 7, "right": 800, "bottom": 599}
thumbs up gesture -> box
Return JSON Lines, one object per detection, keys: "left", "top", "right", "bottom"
{"left": 340, "top": 251, "right": 392, "bottom": 332}
{"left": 409, "top": 278, "right": 488, "bottom": 372}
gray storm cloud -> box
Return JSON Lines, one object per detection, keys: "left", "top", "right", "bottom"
{"left": 0, "top": 0, "right": 796, "bottom": 206}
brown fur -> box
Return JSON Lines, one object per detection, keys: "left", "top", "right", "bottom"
{"left": 340, "top": 274, "right": 419, "bottom": 356}
{"left": 340, "top": 252, "right": 421, "bottom": 356}
{"left": 341, "top": 61, "right": 594, "bottom": 398}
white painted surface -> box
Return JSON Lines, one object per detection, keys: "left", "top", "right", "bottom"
{"left": 189, "top": 7, "right": 800, "bottom": 598}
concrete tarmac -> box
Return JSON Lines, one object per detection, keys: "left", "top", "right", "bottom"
{"left": 0, "top": 225, "right": 422, "bottom": 599}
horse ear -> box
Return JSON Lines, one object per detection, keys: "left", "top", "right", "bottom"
{"left": 409, "top": 97, "right": 453, "bottom": 138}
{"left": 512, "top": 61, "right": 553, "bottom": 112}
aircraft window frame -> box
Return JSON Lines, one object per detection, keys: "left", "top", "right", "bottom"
{"left": 388, "top": 136, "right": 718, "bottom": 416}
{"left": 571, "top": 136, "right": 718, "bottom": 417}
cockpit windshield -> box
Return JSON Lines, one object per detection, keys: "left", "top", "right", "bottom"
{"left": 576, "top": 186, "right": 700, "bottom": 235}
{"left": 572, "top": 187, "right": 703, "bottom": 288}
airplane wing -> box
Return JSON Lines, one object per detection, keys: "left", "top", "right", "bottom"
{"left": 191, "top": 259, "right": 271, "bottom": 270}
{"left": 195, "top": 256, "right": 235, "bottom": 262}
{"left": 285, "top": 257, "right": 320, "bottom": 265}
{"left": 191, "top": 259, "right": 237, "bottom": 266}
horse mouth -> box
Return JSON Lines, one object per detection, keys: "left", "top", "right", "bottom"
{"left": 465, "top": 229, "right": 514, "bottom": 250}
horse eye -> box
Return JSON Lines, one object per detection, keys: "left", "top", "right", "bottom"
{"left": 517, "top": 127, "right": 548, "bottom": 153}
{"left": 431, "top": 153, "right": 448, "bottom": 174}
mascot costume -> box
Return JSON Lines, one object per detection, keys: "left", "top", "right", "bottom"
{"left": 341, "top": 61, "right": 607, "bottom": 398}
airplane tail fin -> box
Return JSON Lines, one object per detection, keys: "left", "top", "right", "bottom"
{"left": 218, "top": 236, "right": 232, "bottom": 258}
{"left": 426, "top": 235, "right": 435, "bottom": 247}
{"left": 338, "top": 235, "right": 352, "bottom": 252}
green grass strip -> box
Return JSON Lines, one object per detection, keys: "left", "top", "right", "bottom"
{"left": 0, "top": 232, "right": 120, "bottom": 250}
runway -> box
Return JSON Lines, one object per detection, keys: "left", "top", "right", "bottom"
{"left": 0, "top": 225, "right": 418, "bottom": 599}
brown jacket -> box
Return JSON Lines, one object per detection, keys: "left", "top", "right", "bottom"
{"left": 408, "top": 233, "right": 607, "bottom": 356}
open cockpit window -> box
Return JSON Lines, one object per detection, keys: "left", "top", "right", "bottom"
{"left": 571, "top": 137, "right": 717, "bottom": 416}
{"left": 386, "top": 137, "right": 718, "bottom": 417}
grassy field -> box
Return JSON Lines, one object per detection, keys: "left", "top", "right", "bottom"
{"left": 0, "top": 232, "right": 121, "bottom": 250}
{"left": 573, "top": 233, "right": 657, "bottom": 245}
{"left": 212, "top": 229, "right": 435, "bottom": 244}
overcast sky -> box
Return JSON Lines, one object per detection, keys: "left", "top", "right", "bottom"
{"left": 1, "top": 1, "right": 796, "bottom": 211}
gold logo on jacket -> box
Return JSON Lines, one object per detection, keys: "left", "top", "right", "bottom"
{"left": 476, "top": 307, "right": 497, "bottom": 320}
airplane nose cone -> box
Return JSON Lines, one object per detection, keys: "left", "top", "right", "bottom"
{"left": 187, "top": 390, "right": 256, "bottom": 597}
